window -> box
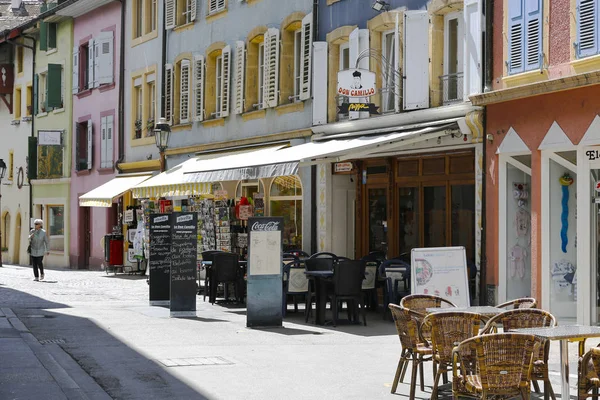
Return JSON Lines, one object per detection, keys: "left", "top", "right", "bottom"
{"left": 16, "top": 46, "right": 23, "bottom": 74}
{"left": 8, "top": 150, "right": 13, "bottom": 181}
{"left": 193, "top": 55, "right": 205, "bottom": 121}
{"left": 203, "top": 45, "right": 230, "bottom": 120}
{"left": 26, "top": 85, "right": 32, "bottom": 116}
{"left": 146, "top": 79, "right": 156, "bottom": 129}
{"left": 293, "top": 29, "right": 302, "bottom": 101}
{"left": 258, "top": 42, "right": 265, "bottom": 108}
{"left": 280, "top": 14, "right": 313, "bottom": 104}
{"left": 244, "top": 29, "right": 278, "bottom": 112}
{"left": 270, "top": 176, "right": 302, "bottom": 251}
{"left": 442, "top": 12, "right": 464, "bottom": 104}
{"left": 37, "top": 141, "right": 64, "bottom": 179}
{"left": 133, "top": 81, "right": 143, "bottom": 137}
{"left": 577, "top": 0, "right": 600, "bottom": 58}
{"left": 507, "top": 0, "right": 542, "bottom": 74}
{"left": 100, "top": 115, "right": 114, "bottom": 169}
{"left": 216, "top": 55, "right": 222, "bottom": 116}
{"left": 38, "top": 72, "right": 47, "bottom": 113}
{"left": 179, "top": 60, "right": 191, "bottom": 123}
{"left": 135, "top": 0, "right": 143, "bottom": 38}
{"left": 233, "top": 41, "right": 245, "bottom": 114}
{"left": 381, "top": 30, "right": 397, "bottom": 113}
{"left": 165, "top": 0, "right": 196, "bottom": 29}
{"left": 337, "top": 42, "right": 350, "bottom": 119}
{"left": 39, "top": 2, "right": 57, "bottom": 52}
{"left": 165, "top": 64, "right": 173, "bottom": 123}
{"left": 75, "top": 120, "right": 92, "bottom": 171}
{"left": 73, "top": 34, "right": 113, "bottom": 93}
{"left": 134, "top": 0, "right": 157, "bottom": 39}
{"left": 76, "top": 41, "right": 92, "bottom": 91}
{"left": 14, "top": 87, "right": 21, "bottom": 120}
{"left": 208, "top": 0, "right": 225, "bottom": 15}
{"left": 47, "top": 205, "right": 65, "bottom": 252}
{"left": 37, "top": 64, "right": 63, "bottom": 113}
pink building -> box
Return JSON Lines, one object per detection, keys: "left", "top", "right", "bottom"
{"left": 69, "top": 1, "right": 122, "bottom": 269}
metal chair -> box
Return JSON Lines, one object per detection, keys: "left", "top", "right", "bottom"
{"left": 481, "top": 308, "right": 557, "bottom": 400}
{"left": 282, "top": 260, "right": 308, "bottom": 316}
{"left": 579, "top": 346, "right": 600, "bottom": 399}
{"left": 496, "top": 297, "right": 537, "bottom": 309}
{"left": 309, "top": 251, "right": 339, "bottom": 261}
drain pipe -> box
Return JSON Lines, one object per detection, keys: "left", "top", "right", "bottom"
{"left": 310, "top": 0, "right": 319, "bottom": 254}
{"left": 115, "top": 0, "right": 126, "bottom": 173}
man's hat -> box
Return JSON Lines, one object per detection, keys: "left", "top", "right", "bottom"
{"left": 352, "top": 70, "right": 361, "bottom": 77}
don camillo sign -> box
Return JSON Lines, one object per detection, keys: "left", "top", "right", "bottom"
{"left": 337, "top": 69, "right": 377, "bottom": 98}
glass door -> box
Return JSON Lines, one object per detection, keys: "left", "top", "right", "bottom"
{"left": 423, "top": 184, "right": 447, "bottom": 248}
{"left": 398, "top": 187, "right": 419, "bottom": 257}
{"left": 367, "top": 187, "right": 388, "bottom": 255}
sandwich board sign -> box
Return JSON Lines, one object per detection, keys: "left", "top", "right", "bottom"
{"left": 410, "top": 246, "right": 470, "bottom": 307}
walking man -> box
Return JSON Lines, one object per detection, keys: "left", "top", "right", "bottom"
{"left": 29, "top": 219, "right": 49, "bottom": 281}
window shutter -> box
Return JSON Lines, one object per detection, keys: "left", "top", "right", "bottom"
{"left": 299, "top": 13, "right": 313, "bottom": 101}
{"left": 87, "top": 120, "right": 93, "bottom": 170}
{"left": 180, "top": 60, "right": 191, "bottom": 123}
{"left": 464, "top": 0, "right": 482, "bottom": 98}
{"left": 193, "top": 55, "right": 204, "bottom": 122}
{"left": 75, "top": 123, "right": 81, "bottom": 171}
{"left": 190, "top": 0, "right": 197, "bottom": 22}
{"left": 357, "top": 29, "right": 369, "bottom": 70}
{"left": 220, "top": 45, "right": 231, "bottom": 118}
{"left": 88, "top": 39, "right": 95, "bottom": 88}
{"left": 508, "top": 0, "right": 524, "bottom": 74}
{"left": 312, "top": 41, "right": 327, "bottom": 126}
{"left": 106, "top": 115, "right": 114, "bottom": 167}
{"left": 525, "top": 0, "right": 542, "bottom": 70}
{"left": 100, "top": 117, "right": 107, "bottom": 168}
{"left": 165, "top": 0, "right": 176, "bottom": 30}
{"left": 33, "top": 74, "right": 38, "bottom": 115}
{"left": 48, "top": 23, "right": 57, "bottom": 49}
{"left": 39, "top": 3, "right": 48, "bottom": 51}
{"left": 28, "top": 136, "right": 38, "bottom": 180}
{"left": 72, "top": 46, "right": 79, "bottom": 94}
{"left": 403, "top": 11, "right": 429, "bottom": 110}
{"left": 47, "top": 64, "right": 62, "bottom": 109}
{"left": 234, "top": 41, "right": 245, "bottom": 114}
{"left": 263, "top": 27, "right": 280, "bottom": 108}
{"left": 164, "top": 64, "right": 174, "bottom": 124}
{"left": 577, "top": 0, "right": 598, "bottom": 58}
{"left": 349, "top": 28, "right": 359, "bottom": 68}
{"left": 96, "top": 32, "right": 114, "bottom": 85}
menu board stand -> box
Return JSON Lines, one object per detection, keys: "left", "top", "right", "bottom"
{"left": 149, "top": 214, "right": 171, "bottom": 306}
{"left": 247, "top": 217, "right": 283, "bottom": 328}
{"left": 170, "top": 212, "right": 198, "bottom": 317}
{"left": 410, "top": 246, "right": 470, "bottom": 307}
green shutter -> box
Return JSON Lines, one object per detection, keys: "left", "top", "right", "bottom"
{"left": 47, "top": 64, "right": 62, "bottom": 108}
{"left": 48, "top": 23, "right": 57, "bottom": 49}
{"left": 33, "top": 74, "right": 38, "bottom": 115}
{"left": 27, "top": 136, "right": 38, "bottom": 180}
{"left": 39, "top": 3, "right": 48, "bottom": 51}
{"left": 48, "top": 2, "right": 56, "bottom": 10}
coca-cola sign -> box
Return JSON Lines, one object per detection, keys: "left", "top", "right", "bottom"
{"left": 251, "top": 221, "right": 280, "bottom": 231}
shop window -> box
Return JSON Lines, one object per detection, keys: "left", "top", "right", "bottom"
{"left": 47, "top": 205, "right": 65, "bottom": 252}
{"left": 507, "top": 0, "right": 542, "bottom": 74}
{"left": 236, "top": 180, "right": 263, "bottom": 199}
{"left": 451, "top": 184, "right": 475, "bottom": 261}
{"left": 270, "top": 176, "right": 302, "bottom": 250}
{"left": 366, "top": 165, "right": 387, "bottom": 175}
{"left": 424, "top": 185, "right": 447, "bottom": 247}
{"left": 398, "top": 187, "right": 419, "bottom": 254}
{"left": 368, "top": 187, "right": 387, "bottom": 254}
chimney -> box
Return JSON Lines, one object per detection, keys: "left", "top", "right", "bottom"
{"left": 10, "top": 0, "right": 22, "bottom": 10}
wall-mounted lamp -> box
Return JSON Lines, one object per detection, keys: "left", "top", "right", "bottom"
{"left": 372, "top": 0, "right": 390, "bottom": 12}
{"left": 486, "top": 133, "right": 494, "bottom": 143}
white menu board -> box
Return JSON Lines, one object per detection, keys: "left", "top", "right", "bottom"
{"left": 249, "top": 231, "right": 281, "bottom": 275}
{"left": 411, "top": 246, "right": 470, "bottom": 307}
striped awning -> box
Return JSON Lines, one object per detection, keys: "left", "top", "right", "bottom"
{"left": 79, "top": 174, "right": 153, "bottom": 207}
{"left": 132, "top": 181, "right": 212, "bottom": 199}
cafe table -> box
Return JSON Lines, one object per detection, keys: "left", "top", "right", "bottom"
{"left": 304, "top": 270, "right": 333, "bottom": 326}
{"left": 512, "top": 325, "right": 600, "bottom": 399}
{"left": 425, "top": 305, "right": 504, "bottom": 319}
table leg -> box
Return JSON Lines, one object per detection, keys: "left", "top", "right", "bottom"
{"left": 560, "top": 339, "right": 569, "bottom": 400}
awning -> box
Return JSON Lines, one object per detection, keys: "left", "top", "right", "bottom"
{"left": 183, "top": 123, "right": 457, "bottom": 183}
{"left": 79, "top": 174, "right": 153, "bottom": 207}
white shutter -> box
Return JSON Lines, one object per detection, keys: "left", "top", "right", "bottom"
{"left": 96, "top": 31, "right": 114, "bottom": 85}
{"left": 190, "top": 0, "right": 197, "bottom": 22}
{"left": 88, "top": 38, "right": 95, "bottom": 89}
{"left": 106, "top": 115, "right": 114, "bottom": 167}
{"left": 164, "top": 64, "right": 174, "bottom": 124}
{"left": 299, "top": 13, "right": 313, "bottom": 101}
{"left": 349, "top": 28, "right": 359, "bottom": 68}
{"left": 165, "top": 0, "right": 176, "bottom": 30}
{"left": 403, "top": 11, "right": 430, "bottom": 110}
{"left": 394, "top": 13, "right": 401, "bottom": 113}
{"left": 263, "top": 27, "right": 280, "bottom": 108}
{"left": 72, "top": 46, "right": 79, "bottom": 94}
{"left": 100, "top": 117, "right": 107, "bottom": 168}
{"left": 87, "top": 119, "right": 93, "bottom": 169}
{"left": 193, "top": 55, "right": 204, "bottom": 122}
{"left": 180, "top": 60, "right": 190, "bottom": 123}
{"left": 312, "top": 41, "right": 327, "bottom": 126}
{"left": 234, "top": 41, "right": 245, "bottom": 114}
{"left": 357, "top": 29, "right": 370, "bottom": 70}
{"left": 464, "top": 0, "right": 482, "bottom": 99}
{"left": 220, "top": 45, "right": 231, "bottom": 118}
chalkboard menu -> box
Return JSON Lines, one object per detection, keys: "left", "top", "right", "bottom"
{"left": 170, "top": 212, "right": 198, "bottom": 316}
{"left": 149, "top": 214, "right": 171, "bottom": 305}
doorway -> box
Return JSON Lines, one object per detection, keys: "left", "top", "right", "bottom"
{"left": 14, "top": 214, "right": 21, "bottom": 264}
{"left": 79, "top": 206, "right": 91, "bottom": 269}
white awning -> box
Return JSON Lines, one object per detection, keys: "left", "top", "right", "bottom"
{"left": 183, "top": 124, "right": 456, "bottom": 183}
{"left": 79, "top": 174, "right": 153, "bottom": 207}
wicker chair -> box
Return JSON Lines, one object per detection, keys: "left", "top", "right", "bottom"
{"left": 422, "top": 311, "right": 484, "bottom": 399}
{"left": 481, "top": 309, "right": 556, "bottom": 400}
{"left": 496, "top": 297, "right": 537, "bottom": 309}
{"left": 579, "top": 346, "right": 600, "bottom": 399}
{"left": 452, "top": 333, "right": 540, "bottom": 399}
{"left": 400, "top": 294, "right": 457, "bottom": 341}
{"left": 388, "top": 304, "right": 433, "bottom": 400}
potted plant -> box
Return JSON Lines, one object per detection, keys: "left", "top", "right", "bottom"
{"left": 135, "top": 119, "right": 142, "bottom": 139}
{"left": 146, "top": 118, "right": 155, "bottom": 135}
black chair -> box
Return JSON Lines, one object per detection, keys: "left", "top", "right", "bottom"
{"left": 287, "top": 249, "right": 310, "bottom": 259}
{"left": 282, "top": 260, "right": 308, "bottom": 316}
{"left": 309, "top": 252, "right": 339, "bottom": 261}
{"left": 368, "top": 250, "right": 386, "bottom": 263}
{"left": 200, "top": 250, "right": 224, "bottom": 301}
{"left": 210, "top": 252, "right": 241, "bottom": 304}
{"left": 379, "top": 258, "right": 411, "bottom": 319}
{"left": 304, "top": 257, "right": 335, "bottom": 322}
{"left": 331, "top": 260, "right": 367, "bottom": 327}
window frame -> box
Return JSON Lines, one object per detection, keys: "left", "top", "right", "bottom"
{"left": 208, "top": 0, "right": 226, "bottom": 15}
{"left": 16, "top": 46, "right": 23, "bottom": 74}
{"left": 293, "top": 29, "right": 302, "bottom": 101}
{"left": 14, "top": 86, "right": 21, "bottom": 120}
{"left": 75, "top": 120, "right": 90, "bottom": 172}
{"left": 216, "top": 54, "right": 223, "bottom": 117}
{"left": 381, "top": 29, "right": 397, "bottom": 114}
{"left": 258, "top": 42, "right": 265, "bottom": 108}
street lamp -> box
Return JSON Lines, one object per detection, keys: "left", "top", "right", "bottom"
{"left": 154, "top": 117, "right": 171, "bottom": 172}
{"left": 0, "top": 158, "right": 6, "bottom": 267}
{"left": 372, "top": 0, "right": 390, "bottom": 12}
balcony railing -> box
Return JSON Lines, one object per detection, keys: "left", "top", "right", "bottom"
{"left": 440, "top": 72, "right": 464, "bottom": 105}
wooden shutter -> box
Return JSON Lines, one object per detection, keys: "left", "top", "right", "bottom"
{"left": 164, "top": 64, "right": 174, "bottom": 124}
{"left": 190, "top": 0, "right": 197, "bottom": 22}
{"left": 234, "top": 41, "right": 245, "bottom": 114}
{"left": 75, "top": 122, "right": 81, "bottom": 171}
{"left": 87, "top": 120, "right": 93, "bottom": 170}
{"left": 88, "top": 39, "right": 96, "bottom": 88}
{"left": 100, "top": 117, "right": 107, "bottom": 168}
{"left": 508, "top": 0, "right": 524, "bottom": 74}
{"left": 28, "top": 136, "right": 37, "bottom": 179}
{"left": 464, "top": 0, "right": 482, "bottom": 98}
{"left": 106, "top": 115, "right": 114, "bottom": 167}
{"left": 403, "top": 11, "right": 429, "bottom": 110}
{"left": 209, "top": 0, "right": 224, "bottom": 14}
{"left": 72, "top": 46, "right": 79, "bottom": 94}
{"left": 312, "top": 41, "right": 327, "bottom": 126}
{"left": 349, "top": 28, "right": 359, "bottom": 68}
{"left": 525, "top": 0, "right": 542, "bottom": 70}
{"left": 299, "top": 13, "right": 313, "bottom": 101}
{"left": 358, "top": 29, "right": 369, "bottom": 70}
{"left": 33, "top": 74, "right": 38, "bottom": 115}
{"left": 220, "top": 45, "right": 231, "bottom": 118}
{"left": 165, "top": 0, "right": 176, "bottom": 30}
{"left": 180, "top": 60, "right": 191, "bottom": 123}
{"left": 263, "top": 27, "right": 280, "bottom": 108}
{"left": 577, "top": 0, "right": 597, "bottom": 58}
{"left": 193, "top": 55, "right": 204, "bottom": 122}
{"left": 96, "top": 32, "right": 114, "bottom": 85}
{"left": 47, "top": 64, "right": 62, "bottom": 109}
{"left": 39, "top": 3, "right": 48, "bottom": 51}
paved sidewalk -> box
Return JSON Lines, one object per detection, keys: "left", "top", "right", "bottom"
{"left": 0, "top": 263, "right": 593, "bottom": 399}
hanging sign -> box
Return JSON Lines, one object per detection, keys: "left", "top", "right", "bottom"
{"left": 124, "top": 210, "right": 134, "bottom": 224}
{"left": 333, "top": 162, "right": 354, "bottom": 174}
{"left": 337, "top": 69, "right": 377, "bottom": 98}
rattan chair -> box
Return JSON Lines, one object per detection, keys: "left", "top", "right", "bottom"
{"left": 452, "top": 333, "right": 540, "bottom": 399}
{"left": 481, "top": 309, "right": 556, "bottom": 400}
{"left": 400, "top": 294, "right": 457, "bottom": 341}
{"left": 579, "top": 346, "right": 600, "bottom": 399}
{"left": 422, "top": 311, "right": 484, "bottom": 399}
{"left": 496, "top": 297, "right": 537, "bottom": 309}
{"left": 388, "top": 304, "right": 433, "bottom": 400}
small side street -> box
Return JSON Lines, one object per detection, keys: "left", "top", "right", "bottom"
{"left": 0, "top": 264, "right": 591, "bottom": 399}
